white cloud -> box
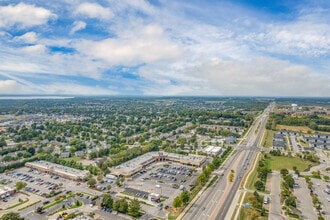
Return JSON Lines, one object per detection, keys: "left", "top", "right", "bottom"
{"left": 74, "top": 3, "right": 113, "bottom": 20}
{"left": 0, "top": 3, "right": 56, "bottom": 28}
{"left": 76, "top": 24, "right": 182, "bottom": 65}
{"left": 187, "top": 57, "right": 330, "bottom": 97}
{"left": 135, "top": 57, "right": 330, "bottom": 97}
{"left": 0, "top": 80, "right": 21, "bottom": 94}
{"left": 20, "top": 44, "right": 47, "bottom": 54}
{"left": 70, "top": 21, "right": 86, "bottom": 35}
{"left": 37, "top": 83, "right": 118, "bottom": 95}
{"left": 13, "top": 32, "right": 38, "bottom": 43}
{"left": 109, "top": 0, "right": 155, "bottom": 15}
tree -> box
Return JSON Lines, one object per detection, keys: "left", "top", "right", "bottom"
{"left": 87, "top": 178, "right": 96, "bottom": 187}
{"left": 324, "top": 175, "right": 330, "bottom": 182}
{"left": 197, "top": 173, "right": 207, "bottom": 185}
{"left": 285, "top": 196, "right": 296, "bottom": 207}
{"left": 280, "top": 168, "right": 289, "bottom": 176}
{"left": 284, "top": 175, "right": 295, "bottom": 188}
{"left": 16, "top": 181, "right": 27, "bottom": 191}
{"left": 173, "top": 196, "right": 182, "bottom": 208}
{"left": 128, "top": 198, "right": 141, "bottom": 217}
{"left": 113, "top": 198, "right": 128, "bottom": 213}
{"left": 27, "top": 147, "right": 35, "bottom": 156}
{"left": 101, "top": 194, "right": 113, "bottom": 209}
{"left": 0, "top": 212, "right": 24, "bottom": 220}
{"left": 254, "top": 180, "right": 265, "bottom": 191}
{"left": 181, "top": 191, "right": 190, "bottom": 204}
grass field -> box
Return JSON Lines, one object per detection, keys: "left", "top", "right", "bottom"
{"left": 275, "top": 125, "right": 314, "bottom": 134}
{"left": 239, "top": 192, "right": 267, "bottom": 220}
{"left": 245, "top": 168, "right": 258, "bottom": 191}
{"left": 261, "top": 130, "right": 276, "bottom": 148}
{"left": 62, "top": 156, "right": 81, "bottom": 162}
{"left": 266, "top": 156, "right": 316, "bottom": 171}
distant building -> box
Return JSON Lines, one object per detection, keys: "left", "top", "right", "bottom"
{"left": 224, "top": 136, "right": 236, "bottom": 144}
{"left": 74, "top": 151, "right": 84, "bottom": 157}
{"left": 273, "top": 141, "right": 285, "bottom": 150}
{"left": 273, "top": 131, "right": 286, "bottom": 150}
{"left": 274, "top": 133, "right": 285, "bottom": 142}
{"left": 60, "top": 152, "right": 70, "bottom": 158}
{"left": 291, "top": 104, "right": 298, "bottom": 111}
{"left": 303, "top": 133, "right": 330, "bottom": 149}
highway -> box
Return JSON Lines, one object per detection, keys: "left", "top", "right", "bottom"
{"left": 182, "top": 102, "right": 274, "bottom": 220}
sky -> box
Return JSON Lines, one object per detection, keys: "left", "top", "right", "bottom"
{"left": 0, "top": 0, "right": 329, "bottom": 97}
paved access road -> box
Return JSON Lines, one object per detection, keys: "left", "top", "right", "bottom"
{"left": 182, "top": 103, "right": 274, "bottom": 220}
{"left": 269, "top": 171, "right": 283, "bottom": 220}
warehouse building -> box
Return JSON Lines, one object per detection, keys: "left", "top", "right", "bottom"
{"left": 25, "top": 160, "right": 90, "bottom": 181}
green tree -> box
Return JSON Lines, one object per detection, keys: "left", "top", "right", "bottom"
{"left": 128, "top": 198, "right": 141, "bottom": 217}
{"left": 285, "top": 196, "right": 296, "bottom": 207}
{"left": 173, "top": 196, "right": 182, "bottom": 208}
{"left": 280, "top": 168, "right": 289, "bottom": 176}
{"left": 87, "top": 178, "right": 96, "bottom": 187}
{"left": 101, "top": 194, "right": 113, "bottom": 208}
{"left": 284, "top": 175, "right": 295, "bottom": 188}
{"left": 181, "top": 191, "right": 190, "bottom": 204}
{"left": 27, "top": 147, "right": 35, "bottom": 156}
{"left": 197, "top": 173, "right": 207, "bottom": 185}
{"left": 113, "top": 198, "right": 128, "bottom": 213}
{"left": 254, "top": 180, "right": 265, "bottom": 191}
{"left": 0, "top": 212, "right": 24, "bottom": 220}
{"left": 15, "top": 181, "right": 27, "bottom": 191}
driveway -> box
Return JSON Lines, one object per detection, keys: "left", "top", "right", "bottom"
{"left": 269, "top": 171, "right": 284, "bottom": 220}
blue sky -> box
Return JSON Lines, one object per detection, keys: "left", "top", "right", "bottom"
{"left": 0, "top": 0, "right": 329, "bottom": 96}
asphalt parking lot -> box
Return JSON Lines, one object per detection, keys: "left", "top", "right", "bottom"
{"left": 294, "top": 177, "right": 318, "bottom": 220}
{"left": 124, "top": 163, "right": 200, "bottom": 209}
{"left": 311, "top": 178, "right": 330, "bottom": 218}
{"left": 4, "top": 167, "right": 65, "bottom": 198}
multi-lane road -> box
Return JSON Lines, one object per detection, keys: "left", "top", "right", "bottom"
{"left": 182, "top": 102, "right": 274, "bottom": 220}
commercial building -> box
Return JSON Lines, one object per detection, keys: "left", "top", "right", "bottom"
{"left": 0, "top": 186, "right": 15, "bottom": 198}
{"left": 110, "top": 151, "right": 206, "bottom": 178}
{"left": 25, "top": 160, "right": 90, "bottom": 181}
{"left": 203, "top": 145, "right": 222, "bottom": 156}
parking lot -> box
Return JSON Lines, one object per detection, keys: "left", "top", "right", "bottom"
{"left": 123, "top": 162, "right": 200, "bottom": 209}
{"left": 311, "top": 178, "right": 330, "bottom": 218}
{"left": 4, "top": 167, "right": 66, "bottom": 198}
{"left": 294, "top": 177, "right": 318, "bottom": 220}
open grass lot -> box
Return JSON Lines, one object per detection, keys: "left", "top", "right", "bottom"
{"left": 245, "top": 168, "right": 258, "bottom": 191}
{"left": 62, "top": 156, "right": 81, "bottom": 162}
{"left": 245, "top": 154, "right": 262, "bottom": 191}
{"left": 266, "top": 156, "right": 316, "bottom": 172}
{"left": 276, "top": 125, "right": 314, "bottom": 134}
{"left": 239, "top": 192, "right": 267, "bottom": 220}
{"left": 261, "top": 130, "right": 276, "bottom": 148}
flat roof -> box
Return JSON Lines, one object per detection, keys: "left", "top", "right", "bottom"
{"left": 204, "top": 145, "right": 222, "bottom": 153}
{"left": 112, "top": 151, "right": 206, "bottom": 175}
{"left": 26, "top": 160, "right": 89, "bottom": 177}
